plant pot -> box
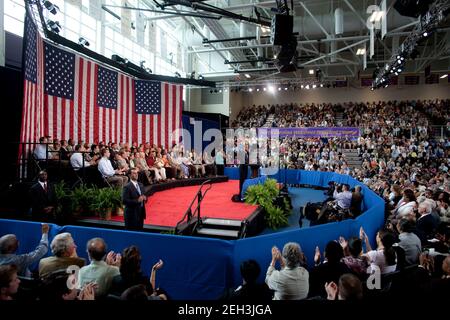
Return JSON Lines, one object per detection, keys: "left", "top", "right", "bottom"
{"left": 116, "top": 206, "right": 124, "bottom": 216}
{"left": 100, "top": 208, "right": 112, "bottom": 220}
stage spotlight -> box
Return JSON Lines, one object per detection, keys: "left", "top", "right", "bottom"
{"left": 397, "top": 68, "right": 402, "bottom": 72}
{"left": 256, "top": 88, "right": 260, "bottom": 92}
{"left": 305, "top": 84, "right": 310, "bottom": 90}
{"left": 320, "top": 84, "right": 324, "bottom": 88}
{"left": 440, "top": 74, "right": 448, "bottom": 79}
{"left": 312, "top": 84, "right": 317, "bottom": 89}
{"left": 395, "top": 72, "right": 399, "bottom": 75}
{"left": 248, "top": 88, "right": 253, "bottom": 92}
{"left": 112, "top": 54, "right": 127, "bottom": 64}
{"left": 224, "top": 88, "right": 228, "bottom": 92}
{"left": 44, "top": 1, "right": 59, "bottom": 15}
{"left": 219, "top": 89, "right": 222, "bottom": 93}
{"left": 309, "top": 69, "right": 314, "bottom": 75}
{"left": 263, "top": 87, "right": 267, "bottom": 91}
{"left": 423, "top": 31, "right": 429, "bottom": 37}
{"left": 284, "top": 87, "right": 288, "bottom": 90}
{"left": 268, "top": 85, "right": 275, "bottom": 93}
{"left": 174, "top": 72, "right": 181, "bottom": 78}
{"left": 198, "top": 74, "right": 204, "bottom": 80}
{"left": 78, "top": 37, "right": 90, "bottom": 47}
{"left": 300, "top": 84, "right": 304, "bottom": 89}
{"left": 47, "top": 20, "right": 61, "bottom": 33}
{"left": 278, "top": 87, "right": 282, "bottom": 91}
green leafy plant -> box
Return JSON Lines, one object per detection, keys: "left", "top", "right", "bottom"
{"left": 71, "top": 184, "right": 98, "bottom": 216}
{"left": 245, "top": 178, "right": 291, "bottom": 230}
{"left": 54, "top": 180, "right": 71, "bottom": 218}
{"left": 90, "top": 188, "right": 116, "bottom": 220}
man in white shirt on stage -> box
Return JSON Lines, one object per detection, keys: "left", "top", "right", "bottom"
{"left": 98, "top": 148, "right": 128, "bottom": 187}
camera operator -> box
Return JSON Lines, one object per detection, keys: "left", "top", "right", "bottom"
{"left": 333, "top": 184, "right": 352, "bottom": 210}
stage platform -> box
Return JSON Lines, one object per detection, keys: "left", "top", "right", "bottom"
{"left": 77, "top": 177, "right": 262, "bottom": 236}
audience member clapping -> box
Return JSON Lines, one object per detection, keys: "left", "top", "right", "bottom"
{"left": 265, "top": 242, "right": 309, "bottom": 300}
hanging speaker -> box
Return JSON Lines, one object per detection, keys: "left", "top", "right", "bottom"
{"left": 270, "top": 14, "right": 293, "bottom": 46}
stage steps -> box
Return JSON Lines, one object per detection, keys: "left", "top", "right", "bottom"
{"left": 195, "top": 218, "right": 243, "bottom": 239}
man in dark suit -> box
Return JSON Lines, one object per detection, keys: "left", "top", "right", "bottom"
{"left": 122, "top": 168, "right": 147, "bottom": 231}
{"left": 29, "top": 170, "right": 56, "bottom": 222}
{"left": 238, "top": 145, "right": 250, "bottom": 200}
{"left": 415, "top": 201, "right": 438, "bottom": 242}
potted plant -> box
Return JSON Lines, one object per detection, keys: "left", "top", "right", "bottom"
{"left": 54, "top": 180, "right": 71, "bottom": 222}
{"left": 110, "top": 187, "right": 124, "bottom": 216}
{"left": 245, "top": 178, "right": 291, "bottom": 230}
{"left": 90, "top": 187, "right": 115, "bottom": 220}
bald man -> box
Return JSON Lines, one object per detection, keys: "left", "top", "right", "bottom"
{"left": 77, "top": 238, "right": 120, "bottom": 298}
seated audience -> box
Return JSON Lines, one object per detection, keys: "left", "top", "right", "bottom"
{"left": 38, "top": 232, "right": 85, "bottom": 279}
{"left": 222, "top": 259, "right": 273, "bottom": 301}
{"left": 0, "top": 265, "right": 20, "bottom": 300}
{"left": 396, "top": 219, "right": 422, "bottom": 265}
{"left": 309, "top": 241, "right": 351, "bottom": 298}
{"left": 78, "top": 238, "right": 121, "bottom": 298}
{"left": 109, "top": 245, "right": 166, "bottom": 300}
{"left": 39, "top": 270, "right": 95, "bottom": 301}
{"left": 325, "top": 273, "right": 363, "bottom": 300}
{"left": 360, "top": 227, "right": 397, "bottom": 274}
{"left": 0, "top": 224, "right": 49, "bottom": 277}
{"left": 340, "top": 237, "right": 368, "bottom": 276}
{"left": 265, "top": 242, "right": 309, "bottom": 300}
{"left": 98, "top": 148, "right": 128, "bottom": 187}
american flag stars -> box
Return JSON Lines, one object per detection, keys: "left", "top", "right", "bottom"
{"left": 44, "top": 43, "right": 75, "bottom": 99}
{"left": 135, "top": 80, "right": 161, "bottom": 115}
{"left": 97, "top": 66, "right": 118, "bottom": 109}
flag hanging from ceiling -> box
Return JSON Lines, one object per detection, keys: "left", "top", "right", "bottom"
{"left": 20, "top": 6, "right": 183, "bottom": 155}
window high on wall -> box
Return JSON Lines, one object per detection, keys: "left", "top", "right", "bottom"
{"left": 3, "top": 0, "right": 187, "bottom": 77}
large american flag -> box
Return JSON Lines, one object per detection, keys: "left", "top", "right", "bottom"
{"left": 21, "top": 7, "right": 183, "bottom": 156}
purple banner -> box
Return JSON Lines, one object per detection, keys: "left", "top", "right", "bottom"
{"left": 258, "top": 127, "right": 360, "bottom": 138}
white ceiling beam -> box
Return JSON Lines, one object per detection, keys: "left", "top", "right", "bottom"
{"left": 301, "top": 39, "right": 368, "bottom": 66}
{"left": 299, "top": 1, "right": 330, "bottom": 38}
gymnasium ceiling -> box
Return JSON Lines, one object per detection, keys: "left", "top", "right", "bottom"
{"left": 136, "top": 0, "right": 450, "bottom": 86}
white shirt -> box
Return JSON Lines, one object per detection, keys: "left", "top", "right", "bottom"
{"left": 33, "top": 144, "right": 48, "bottom": 160}
{"left": 70, "top": 152, "right": 90, "bottom": 171}
{"left": 333, "top": 190, "right": 352, "bottom": 209}
{"left": 366, "top": 249, "right": 397, "bottom": 274}
{"left": 265, "top": 265, "right": 309, "bottom": 300}
{"left": 98, "top": 157, "right": 115, "bottom": 177}
{"left": 38, "top": 181, "right": 47, "bottom": 191}
{"left": 132, "top": 180, "right": 141, "bottom": 195}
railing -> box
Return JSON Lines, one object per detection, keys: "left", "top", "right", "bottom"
{"left": 174, "top": 180, "right": 212, "bottom": 235}
{"left": 15, "top": 142, "right": 95, "bottom": 184}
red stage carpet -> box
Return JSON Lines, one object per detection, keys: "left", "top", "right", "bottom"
{"left": 110, "top": 180, "right": 258, "bottom": 227}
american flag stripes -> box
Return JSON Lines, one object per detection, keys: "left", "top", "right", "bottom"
{"left": 21, "top": 8, "right": 183, "bottom": 155}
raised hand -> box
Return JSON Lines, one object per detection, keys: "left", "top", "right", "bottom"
{"left": 359, "top": 226, "right": 367, "bottom": 240}
{"left": 152, "top": 259, "right": 164, "bottom": 271}
{"left": 325, "top": 281, "right": 338, "bottom": 300}
{"left": 339, "top": 236, "right": 348, "bottom": 249}
{"left": 41, "top": 223, "right": 50, "bottom": 234}
{"left": 78, "top": 282, "right": 97, "bottom": 300}
{"left": 314, "top": 246, "right": 321, "bottom": 265}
